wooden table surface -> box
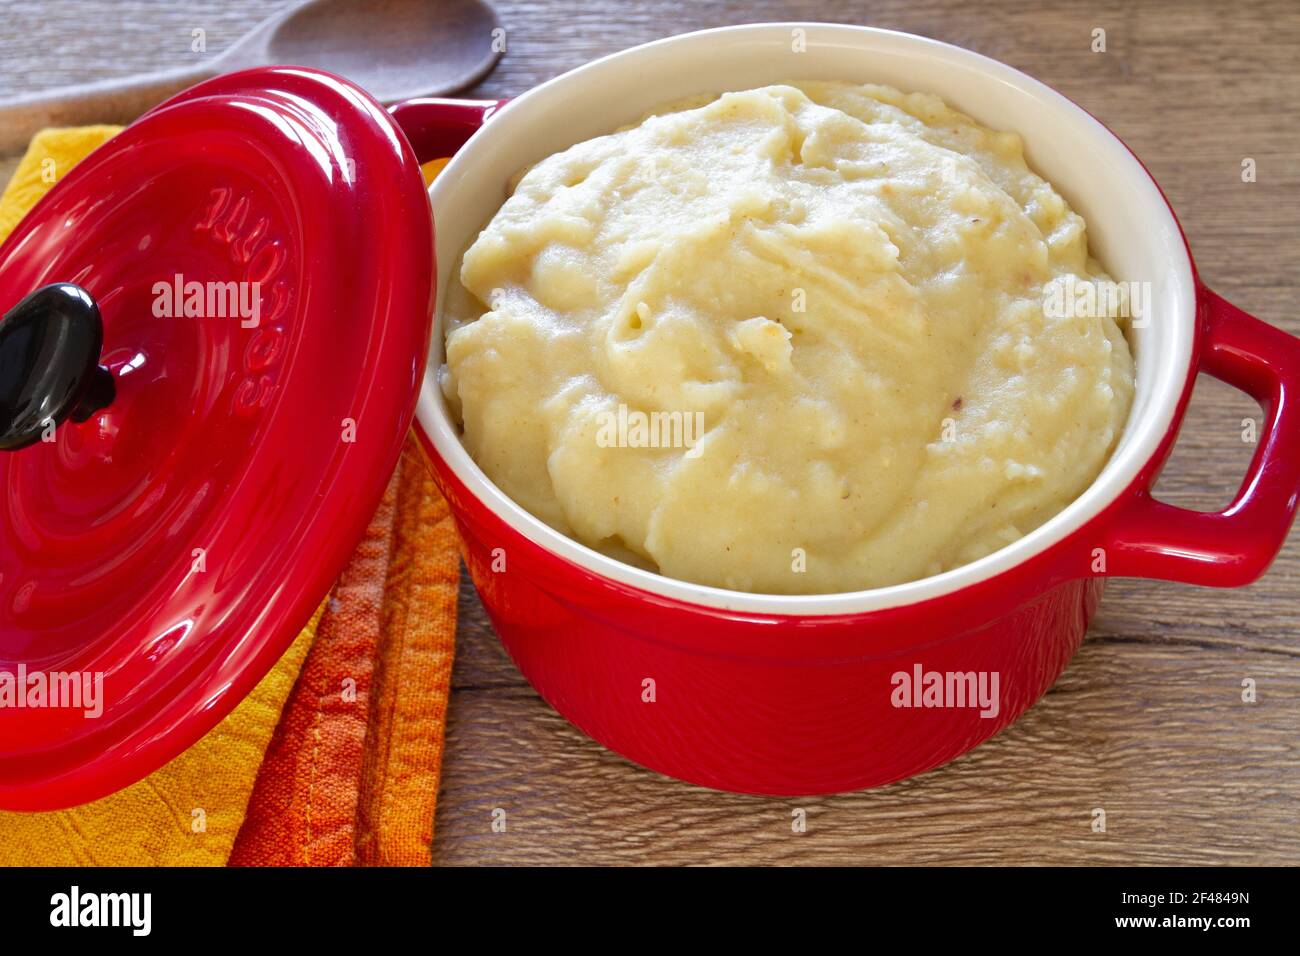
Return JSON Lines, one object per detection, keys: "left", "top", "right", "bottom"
{"left": 2, "top": 0, "right": 1297, "bottom": 865}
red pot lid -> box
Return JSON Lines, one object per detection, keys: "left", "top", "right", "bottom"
{"left": 0, "top": 67, "right": 434, "bottom": 810}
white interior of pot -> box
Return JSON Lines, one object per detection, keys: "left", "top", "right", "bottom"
{"left": 418, "top": 22, "right": 1195, "bottom": 615}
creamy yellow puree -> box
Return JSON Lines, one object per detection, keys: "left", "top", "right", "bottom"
{"left": 441, "top": 82, "right": 1135, "bottom": 594}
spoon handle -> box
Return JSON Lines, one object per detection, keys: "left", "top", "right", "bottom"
{"left": 0, "top": 66, "right": 214, "bottom": 155}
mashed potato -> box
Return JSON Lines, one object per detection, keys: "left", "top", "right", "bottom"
{"left": 441, "top": 82, "right": 1135, "bottom": 594}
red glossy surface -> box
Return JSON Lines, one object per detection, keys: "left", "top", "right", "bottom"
{"left": 1104, "top": 286, "right": 1300, "bottom": 585}
{"left": 423, "top": 433, "right": 1107, "bottom": 794}
{"left": 388, "top": 98, "right": 506, "bottom": 159}
{"left": 414, "top": 110, "right": 1300, "bottom": 795}
{"left": 0, "top": 68, "right": 436, "bottom": 811}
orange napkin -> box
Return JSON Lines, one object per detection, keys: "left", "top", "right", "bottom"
{"left": 0, "top": 132, "right": 459, "bottom": 866}
{"left": 232, "top": 439, "right": 459, "bottom": 866}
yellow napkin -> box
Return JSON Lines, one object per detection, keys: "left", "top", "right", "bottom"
{"left": 0, "top": 128, "right": 325, "bottom": 866}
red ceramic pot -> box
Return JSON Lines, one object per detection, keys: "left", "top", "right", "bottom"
{"left": 3, "top": 24, "right": 1298, "bottom": 809}
{"left": 412, "top": 24, "right": 1300, "bottom": 794}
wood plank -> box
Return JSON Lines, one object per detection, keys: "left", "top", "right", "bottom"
{"left": 3, "top": 0, "right": 1298, "bottom": 865}
{"left": 433, "top": 636, "right": 1300, "bottom": 865}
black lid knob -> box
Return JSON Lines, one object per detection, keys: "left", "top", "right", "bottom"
{"left": 0, "top": 283, "right": 115, "bottom": 452}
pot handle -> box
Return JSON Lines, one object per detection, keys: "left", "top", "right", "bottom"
{"left": 1102, "top": 287, "right": 1300, "bottom": 586}
{"left": 387, "top": 98, "right": 505, "bottom": 165}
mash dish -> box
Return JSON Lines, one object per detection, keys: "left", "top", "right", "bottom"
{"left": 440, "top": 82, "right": 1135, "bottom": 594}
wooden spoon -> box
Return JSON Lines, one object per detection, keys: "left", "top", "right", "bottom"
{"left": 0, "top": 0, "right": 503, "bottom": 154}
